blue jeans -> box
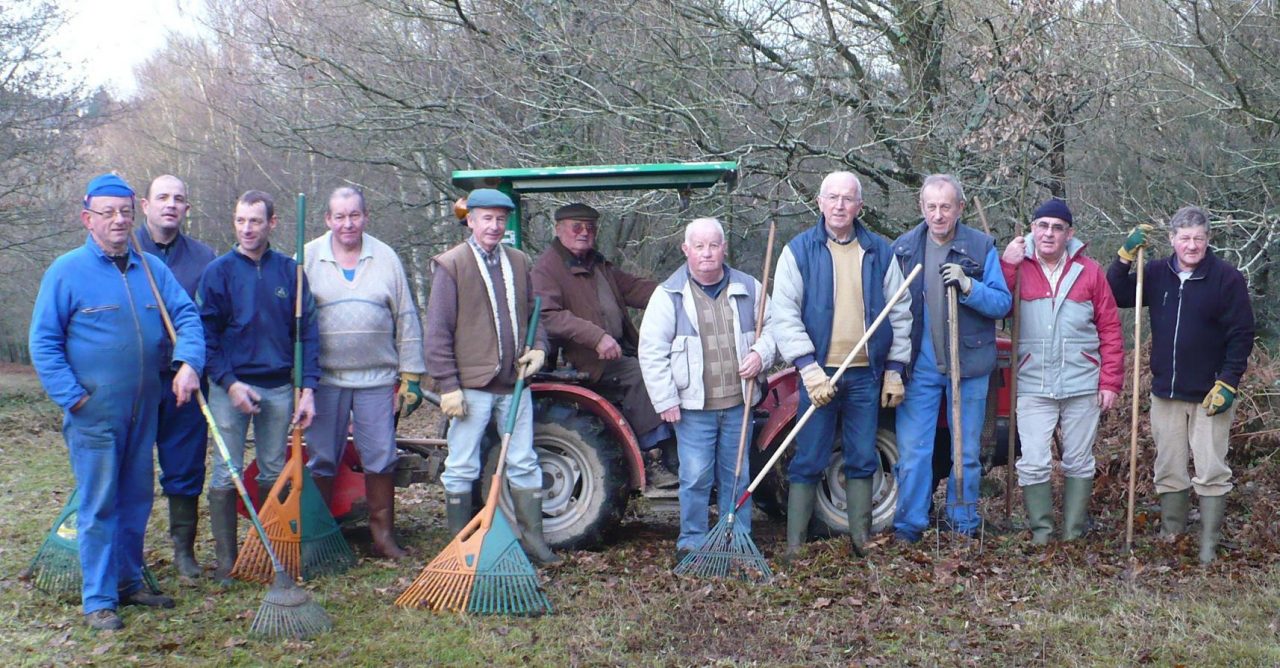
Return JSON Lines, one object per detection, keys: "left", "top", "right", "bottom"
{"left": 787, "top": 366, "right": 879, "bottom": 484}
{"left": 156, "top": 373, "right": 209, "bottom": 497}
{"left": 673, "top": 406, "right": 753, "bottom": 550}
{"left": 894, "top": 361, "right": 989, "bottom": 540}
{"left": 64, "top": 388, "right": 158, "bottom": 613}
{"left": 306, "top": 383, "right": 398, "bottom": 477}
{"left": 441, "top": 389, "right": 540, "bottom": 494}
{"left": 207, "top": 382, "right": 294, "bottom": 490}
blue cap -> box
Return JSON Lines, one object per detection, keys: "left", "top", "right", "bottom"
{"left": 466, "top": 189, "right": 515, "bottom": 211}
{"left": 1032, "top": 198, "right": 1073, "bottom": 226}
{"left": 84, "top": 173, "right": 135, "bottom": 207}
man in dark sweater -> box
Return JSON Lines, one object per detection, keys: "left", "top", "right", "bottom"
{"left": 197, "top": 189, "right": 319, "bottom": 582}
{"left": 1108, "top": 205, "right": 1254, "bottom": 564}
{"left": 136, "top": 175, "right": 217, "bottom": 579}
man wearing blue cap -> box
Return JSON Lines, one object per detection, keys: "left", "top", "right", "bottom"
{"left": 30, "top": 173, "right": 205, "bottom": 630}
{"left": 424, "top": 189, "right": 558, "bottom": 565}
{"left": 135, "top": 175, "right": 217, "bottom": 578}
{"left": 1001, "top": 198, "right": 1123, "bottom": 544}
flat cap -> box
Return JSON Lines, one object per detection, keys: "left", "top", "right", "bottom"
{"left": 466, "top": 188, "right": 515, "bottom": 211}
{"left": 554, "top": 202, "right": 600, "bottom": 222}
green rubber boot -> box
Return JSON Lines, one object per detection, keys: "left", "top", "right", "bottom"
{"left": 511, "top": 487, "right": 561, "bottom": 566}
{"left": 207, "top": 488, "right": 239, "bottom": 585}
{"left": 783, "top": 483, "right": 817, "bottom": 564}
{"left": 845, "top": 477, "right": 873, "bottom": 558}
{"left": 1159, "top": 488, "right": 1191, "bottom": 537}
{"left": 1198, "top": 494, "right": 1226, "bottom": 565}
{"left": 445, "top": 492, "right": 473, "bottom": 536}
{"left": 1022, "top": 482, "right": 1054, "bottom": 546}
{"left": 167, "top": 494, "right": 202, "bottom": 578}
{"left": 1061, "top": 477, "right": 1093, "bottom": 541}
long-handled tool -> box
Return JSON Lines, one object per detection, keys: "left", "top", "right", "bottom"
{"left": 721, "top": 265, "right": 922, "bottom": 574}
{"left": 397, "top": 300, "right": 551, "bottom": 615}
{"left": 129, "top": 229, "right": 330, "bottom": 639}
{"left": 25, "top": 490, "right": 161, "bottom": 598}
{"left": 230, "top": 194, "right": 355, "bottom": 582}
{"left": 938, "top": 283, "right": 982, "bottom": 544}
{"left": 675, "top": 221, "right": 776, "bottom": 581}
{"left": 1124, "top": 247, "right": 1146, "bottom": 551}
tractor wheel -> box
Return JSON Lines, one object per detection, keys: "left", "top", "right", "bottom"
{"left": 481, "top": 402, "right": 628, "bottom": 551}
{"left": 811, "top": 427, "right": 900, "bottom": 536}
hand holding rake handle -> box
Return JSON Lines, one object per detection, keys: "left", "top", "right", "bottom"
{"left": 733, "top": 264, "right": 922, "bottom": 512}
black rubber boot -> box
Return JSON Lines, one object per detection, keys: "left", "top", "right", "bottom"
{"left": 167, "top": 494, "right": 202, "bottom": 578}
{"left": 512, "top": 487, "right": 561, "bottom": 566}
{"left": 208, "top": 487, "right": 239, "bottom": 584}
{"left": 445, "top": 491, "right": 474, "bottom": 536}
{"left": 257, "top": 477, "right": 278, "bottom": 509}
{"left": 783, "top": 482, "right": 816, "bottom": 564}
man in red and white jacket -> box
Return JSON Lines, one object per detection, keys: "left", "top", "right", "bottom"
{"left": 1001, "top": 198, "right": 1123, "bottom": 545}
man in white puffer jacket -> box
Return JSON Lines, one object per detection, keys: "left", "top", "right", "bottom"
{"left": 638, "top": 218, "right": 777, "bottom": 560}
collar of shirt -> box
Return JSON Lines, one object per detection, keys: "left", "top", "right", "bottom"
{"left": 467, "top": 235, "right": 502, "bottom": 267}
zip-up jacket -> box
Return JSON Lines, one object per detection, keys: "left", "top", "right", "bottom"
{"left": 770, "top": 217, "right": 912, "bottom": 379}
{"left": 638, "top": 264, "right": 778, "bottom": 412}
{"left": 1001, "top": 235, "right": 1123, "bottom": 398}
{"left": 892, "top": 221, "right": 1011, "bottom": 379}
{"left": 30, "top": 235, "right": 205, "bottom": 412}
{"left": 198, "top": 246, "right": 320, "bottom": 391}
{"left": 1107, "top": 250, "right": 1254, "bottom": 401}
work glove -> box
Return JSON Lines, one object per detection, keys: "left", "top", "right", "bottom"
{"left": 396, "top": 372, "right": 425, "bottom": 418}
{"left": 440, "top": 389, "right": 467, "bottom": 419}
{"left": 1117, "top": 224, "right": 1154, "bottom": 262}
{"left": 939, "top": 263, "right": 973, "bottom": 294}
{"left": 800, "top": 363, "right": 836, "bottom": 408}
{"left": 1201, "top": 380, "right": 1237, "bottom": 417}
{"left": 517, "top": 348, "right": 546, "bottom": 378}
{"left": 880, "top": 369, "right": 905, "bottom": 408}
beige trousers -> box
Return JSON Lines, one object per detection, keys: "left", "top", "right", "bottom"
{"left": 1149, "top": 395, "right": 1234, "bottom": 496}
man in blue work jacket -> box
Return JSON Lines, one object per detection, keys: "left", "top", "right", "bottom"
{"left": 136, "top": 175, "right": 217, "bottom": 579}
{"left": 891, "top": 174, "right": 1011, "bottom": 542}
{"left": 30, "top": 173, "right": 205, "bottom": 631}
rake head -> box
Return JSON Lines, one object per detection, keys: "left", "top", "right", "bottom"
{"left": 232, "top": 515, "right": 302, "bottom": 584}
{"left": 28, "top": 493, "right": 163, "bottom": 597}
{"left": 250, "top": 571, "right": 332, "bottom": 640}
{"left": 673, "top": 513, "right": 772, "bottom": 583}
{"left": 467, "top": 511, "right": 551, "bottom": 616}
{"left": 395, "top": 530, "right": 478, "bottom": 611}
{"left": 298, "top": 474, "right": 356, "bottom": 579}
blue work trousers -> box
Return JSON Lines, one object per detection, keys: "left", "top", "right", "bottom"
{"left": 787, "top": 366, "right": 879, "bottom": 484}
{"left": 673, "top": 406, "right": 753, "bottom": 550}
{"left": 64, "top": 390, "right": 158, "bottom": 614}
{"left": 893, "top": 361, "right": 989, "bottom": 540}
{"left": 155, "top": 373, "right": 208, "bottom": 497}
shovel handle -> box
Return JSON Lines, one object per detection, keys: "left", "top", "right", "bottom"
{"left": 735, "top": 263, "right": 922, "bottom": 511}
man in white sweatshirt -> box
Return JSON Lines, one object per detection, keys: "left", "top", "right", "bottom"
{"left": 304, "top": 186, "right": 425, "bottom": 559}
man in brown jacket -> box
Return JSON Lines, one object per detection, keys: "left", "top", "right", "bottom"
{"left": 532, "top": 202, "right": 678, "bottom": 488}
{"left": 424, "top": 188, "right": 558, "bottom": 565}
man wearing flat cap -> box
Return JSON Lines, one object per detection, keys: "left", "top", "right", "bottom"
{"left": 532, "top": 202, "right": 680, "bottom": 489}
{"left": 30, "top": 174, "right": 205, "bottom": 630}
{"left": 425, "top": 188, "right": 558, "bottom": 565}
{"left": 1001, "top": 198, "right": 1123, "bottom": 545}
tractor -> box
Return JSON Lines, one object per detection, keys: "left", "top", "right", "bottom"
{"left": 244, "top": 162, "right": 1019, "bottom": 549}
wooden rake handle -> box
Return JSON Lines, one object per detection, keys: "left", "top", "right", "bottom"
{"left": 948, "top": 284, "right": 965, "bottom": 503}
{"left": 1124, "top": 246, "right": 1145, "bottom": 551}
{"left": 729, "top": 221, "right": 776, "bottom": 486}
{"left": 734, "top": 263, "right": 923, "bottom": 511}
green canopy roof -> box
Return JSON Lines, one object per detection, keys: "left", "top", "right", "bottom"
{"left": 451, "top": 161, "right": 737, "bottom": 194}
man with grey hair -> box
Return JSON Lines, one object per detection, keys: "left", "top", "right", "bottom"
{"left": 638, "top": 217, "right": 777, "bottom": 560}
{"left": 1107, "top": 206, "right": 1254, "bottom": 563}
{"left": 890, "top": 174, "right": 1010, "bottom": 543}
{"left": 770, "top": 171, "right": 913, "bottom": 561}
{"left": 303, "top": 186, "right": 426, "bottom": 558}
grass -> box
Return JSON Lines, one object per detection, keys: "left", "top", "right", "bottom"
{"left": 3, "top": 364, "right": 1280, "bottom": 666}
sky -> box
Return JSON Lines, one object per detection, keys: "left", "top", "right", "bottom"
{"left": 51, "top": 0, "right": 208, "bottom": 98}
